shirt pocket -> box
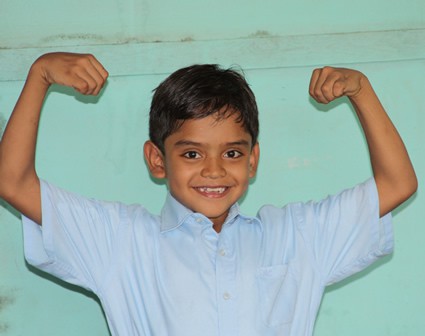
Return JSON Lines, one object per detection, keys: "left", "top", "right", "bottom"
{"left": 256, "top": 264, "right": 298, "bottom": 327}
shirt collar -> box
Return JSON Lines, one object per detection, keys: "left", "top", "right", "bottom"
{"left": 160, "top": 193, "right": 193, "bottom": 233}
{"left": 159, "top": 193, "right": 262, "bottom": 233}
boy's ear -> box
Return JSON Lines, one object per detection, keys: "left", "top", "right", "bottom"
{"left": 143, "top": 141, "right": 166, "bottom": 179}
{"left": 249, "top": 142, "right": 260, "bottom": 178}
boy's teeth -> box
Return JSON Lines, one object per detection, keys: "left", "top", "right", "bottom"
{"left": 199, "top": 187, "right": 226, "bottom": 193}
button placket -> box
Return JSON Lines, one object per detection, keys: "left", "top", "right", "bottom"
{"left": 216, "top": 233, "right": 237, "bottom": 333}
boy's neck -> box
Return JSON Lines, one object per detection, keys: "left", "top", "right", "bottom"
{"left": 213, "top": 222, "right": 224, "bottom": 233}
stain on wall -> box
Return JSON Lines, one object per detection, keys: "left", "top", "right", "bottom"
{"left": 0, "top": 289, "right": 16, "bottom": 334}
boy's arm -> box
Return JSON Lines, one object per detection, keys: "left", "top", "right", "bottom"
{"left": 309, "top": 67, "right": 417, "bottom": 217}
{"left": 0, "top": 52, "right": 108, "bottom": 224}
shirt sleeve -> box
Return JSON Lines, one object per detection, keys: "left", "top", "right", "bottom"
{"left": 22, "top": 180, "right": 128, "bottom": 291}
{"left": 295, "top": 178, "right": 393, "bottom": 286}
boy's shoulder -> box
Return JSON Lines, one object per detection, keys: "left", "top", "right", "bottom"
{"left": 257, "top": 178, "right": 378, "bottom": 228}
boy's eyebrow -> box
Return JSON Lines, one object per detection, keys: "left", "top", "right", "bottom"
{"left": 225, "top": 140, "right": 251, "bottom": 147}
{"left": 174, "top": 140, "right": 202, "bottom": 147}
{"left": 173, "top": 139, "right": 251, "bottom": 147}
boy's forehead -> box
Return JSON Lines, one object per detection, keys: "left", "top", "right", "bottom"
{"left": 166, "top": 113, "right": 252, "bottom": 145}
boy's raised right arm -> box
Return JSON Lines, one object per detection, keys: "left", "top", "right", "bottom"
{"left": 309, "top": 67, "right": 417, "bottom": 216}
{"left": 0, "top": 53, "right": 108, "bottom": 225}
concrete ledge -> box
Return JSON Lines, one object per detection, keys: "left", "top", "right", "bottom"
{"left": 1, "top": 29, "right": 424, "bottom": 81}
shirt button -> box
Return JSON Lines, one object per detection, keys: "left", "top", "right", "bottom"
{"left": 223, "top": 292, "right": 231, "bottom": 300}
{"left": 196, "top": 218, "right": 202, "bottom": 223}
{"left": 219, "top": 249, "right": 226, "bottom": 256}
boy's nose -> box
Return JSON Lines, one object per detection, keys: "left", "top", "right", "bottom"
{"left": 201, "top": 158, "right": 226, "bottom": 179}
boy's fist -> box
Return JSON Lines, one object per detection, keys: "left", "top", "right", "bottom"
{"left": 309, "top": 67, "right": 365, "bottom": 104}
{"left": 31, "top": 52, "right": 109, "bottom": 96}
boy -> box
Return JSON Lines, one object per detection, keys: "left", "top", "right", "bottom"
{"left": 0, "top": 52, "right": 417, "bottom": 335}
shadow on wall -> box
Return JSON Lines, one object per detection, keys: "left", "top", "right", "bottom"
{"left": 25, "top": 263, "right": 113, "bottom": 336}
{"left": 47, "top": 81, "right": 109, "bottom": 105}
{"left": 0, "top": 199, "right": 20, "bottom": 221}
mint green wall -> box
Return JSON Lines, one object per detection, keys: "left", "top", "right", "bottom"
{"left": 0, "top": 1, "right": 424, "bottom": 335}
{"left": 1, "top": 0, "right": 425, "bottom": 48}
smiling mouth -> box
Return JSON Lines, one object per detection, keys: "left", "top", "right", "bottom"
{"left": 195, "top": 186, "right": 228, "bottom": 196}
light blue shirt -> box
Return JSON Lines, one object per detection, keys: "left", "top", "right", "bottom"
{"left": 23, "top": 178, "right": 393, "bottom": 336}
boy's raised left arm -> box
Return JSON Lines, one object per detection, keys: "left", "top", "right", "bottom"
{"left": 309, "top": 67, "right": 417, "bottom": 217}
{"left": 0, "top": 53, "right": 108, "bottom": 225}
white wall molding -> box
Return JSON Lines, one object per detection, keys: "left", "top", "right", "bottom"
{"left": 1, "top": 29, "right": 424, "bottom": 81}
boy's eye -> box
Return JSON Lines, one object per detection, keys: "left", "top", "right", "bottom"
{"left": 183, "top": 151, "right": 201, "bottom": 159}
{"left": 224, "top": 150, "right": 242, "bottom": 158}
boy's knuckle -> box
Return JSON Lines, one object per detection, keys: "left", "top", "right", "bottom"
{"left": 77, "top": 81, "right": 89, "bottom": 92}
{"left": 84, "top": 54, "right": 95, "bottom": 63}
{"left": 76, "top": 54, "right": 93, "bottom": 66}
{"left": 314, "top": 88, "right": 323, "bottom": 97}
{"left": 322, "top": 86, "right": 332, "bottom": 95}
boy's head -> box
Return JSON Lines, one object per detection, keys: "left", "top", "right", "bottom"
{"left": 145, "top": 64, "right": 260, "bottom": 231}
{"left": 149, "top": 64, "right": 259, "bottom": 153}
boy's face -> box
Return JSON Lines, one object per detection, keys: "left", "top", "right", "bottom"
{"left": 144, "top": 112, "right": 259, "bottom": 232}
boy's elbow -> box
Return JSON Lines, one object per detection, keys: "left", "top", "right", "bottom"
{"left": 393, "top": 174, "right": 418, "bottom": 209}
{"left": 0, "top": 176, "right": 21, "bottom": 203}
{"left": 395, "top": 172, "right": 418, "bottom": 202}
{"left": 378, "top": 173, "right": 418, "bottom": 217}
{"left": 0, "top": 169, "right": 38, "bottom": 204}
{"left": 404, "top": 174, "right": 418, "bottom": 200}
{"left": 0, "top": 170, "right": 12, "bottom": 201}
{"left": 0, "top": 172, "right": 42, "bottom": 225}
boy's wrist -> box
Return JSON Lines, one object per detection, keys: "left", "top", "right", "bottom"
{"left": 348, "top": 74, "right": 373, "bottom": 105}
{"left": 28, "top": 57, "right": 52, "bottom": 90}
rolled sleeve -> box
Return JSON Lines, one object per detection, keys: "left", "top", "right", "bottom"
{"left": 297, "top": 178, "right": 393, "bottom": 285}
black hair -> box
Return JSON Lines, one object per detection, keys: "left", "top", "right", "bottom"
{"left": 149, "top": 64, "right": 259, "bottom": 153}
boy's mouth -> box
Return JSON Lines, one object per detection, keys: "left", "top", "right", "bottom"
{"left": 195, "top": 186, "right": 228, "bottom": 196}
